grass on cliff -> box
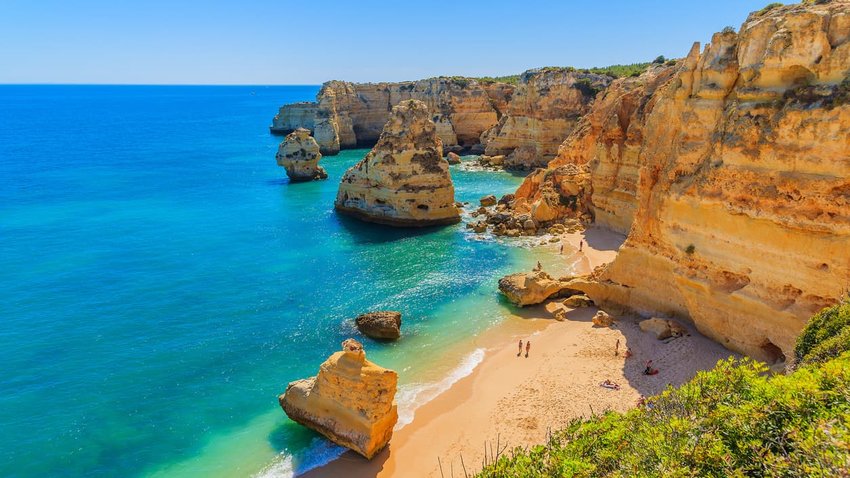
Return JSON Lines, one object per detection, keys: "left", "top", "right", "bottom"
{"left": 475, "top": 302, "right": 850, "bottom": 477}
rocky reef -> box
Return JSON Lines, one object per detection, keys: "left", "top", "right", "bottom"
{"left": 505, "top": 0, "right": 850, "bottom": 362}
{"left": 275, "top": 128, "right": 328, "bottom": 182}
{"left": 479, "top": 68, "right": 612, "bottom": 170}
{"left": 279, "top": 339, "right": 398, "bottom": 459}
{"left": 271, "top": 77, "right": 515, "bottom": 155}
{"left": 335, "top": 99, "right": 461, "bottom": 227}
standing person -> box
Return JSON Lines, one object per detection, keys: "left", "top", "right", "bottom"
{"left": 579, "top": 240, "right": 584, "bottom": 252}
{"left": 615, "top": 339, "right": 620, "bottom": 356}
{"left": 559, "top": 244, "right": 564, "bottom": 255}
{"left": 517, "top": 339, "right": 523, "bottom": 357}
{"left": 525, "top": 341, "right": 531, "bottom": 358}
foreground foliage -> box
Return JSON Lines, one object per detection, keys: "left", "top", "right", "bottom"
{"left": 476, "top": 304, "right": 850, "bottom": 477}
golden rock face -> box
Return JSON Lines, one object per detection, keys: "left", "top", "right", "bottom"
{"left": 271, "top": 78, "right": 515, "bottom": 155}
{"left": 275, "top": 128, "right": 327, "bottom": 182}
{"left": 517, "top": 1, "right": 850, "bottom": 362}
{"left": 279, "top": 339, "right": 398, "bottom": 459}
{"left": 334, "top": 100, "right": 461, "bottom": 227}
{"left": 481, "top": 69, "right": 612, "bottom": 169}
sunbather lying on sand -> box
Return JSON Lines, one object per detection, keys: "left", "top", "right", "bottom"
{"left": 599, "top": 379, "right": 621, "bottom": 390}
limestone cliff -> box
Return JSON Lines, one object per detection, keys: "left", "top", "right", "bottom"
{"left": 271, "top": 78, "right": 515, "bottom": 155}
{"left": 279, "top": 339, "right": 398, "bottom": 459}
{"left": 275, "top": 128, "right": 328, "bottom": 182}
{"left": 335, "top": 100, "right": 461, "bottom": 226}
{"left": 480, "top": 68, "right": 612, "bottom": 169}
{"left": 526, "top": 1, "right": 850, "bottom": 363}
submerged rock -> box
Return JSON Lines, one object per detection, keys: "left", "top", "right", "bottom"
{"left": 334, "top": 100, "right": 461, "bottom": 227}
{"left": 355, "top": 311, "right": 402, "bottom": 340}
{"left": 275, "top": 128, "right": 328, "bottom": 182}
{"left": 279, "top": 339, "right": 398, "bottom": 459}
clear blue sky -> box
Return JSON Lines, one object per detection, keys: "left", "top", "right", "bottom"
{"left": 1, "top": 0, "right": 777, "bottom": 85}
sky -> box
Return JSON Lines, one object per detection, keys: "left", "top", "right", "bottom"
{"left": 0, "top": 0, "right": 777, "bottom": 85}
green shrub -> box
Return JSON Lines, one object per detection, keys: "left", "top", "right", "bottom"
{"left": 685, "top": 244, "right": 695, "bottom": 255}
{"left": 477, "top": 353, "right": 850, "bottom": 477}
{"left": 755, "top": 2, "right": 784, "bottom": 17}
{"left": 795, "top": 296, "right": 850, "bottom": 364}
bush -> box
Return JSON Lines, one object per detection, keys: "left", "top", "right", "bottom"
{"left": 652, "top": 55, "right": 666, "bottom": 64}
{"left": 478, "top": 353, "right": 850, "bottom": 477}
{"left": 722, "top": 25, "right": 737, "bottom": 34}
{"left": 755, "top": 2, "right": 784, "bottom": 17}
{"left": 795, "top": 296, "right": 850, "bottom": 364}
{"left": 685, "top": 244, "right": 695, "bottom": 255}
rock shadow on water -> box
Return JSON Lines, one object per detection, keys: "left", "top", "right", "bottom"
{"left": 335, "top": 213, "right": 454, "bottom": 244}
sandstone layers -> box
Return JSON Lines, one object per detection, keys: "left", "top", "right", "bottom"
{"left": 335, "top": 100, "right": 461, "bottom": 227}
{"left": 480, "top": 68, "right": 612, "bottom": 170}
{"left": 279, "top": 339, "right": 398, "bottom": 459}
{"left": 511, "top": 1, "right": 850, "bottom": 363}
{"left": 275, "top": 128, "right": 328, "bottom": 182}
{"left": 271, "top": 78, "right": 514, "bottom": 155}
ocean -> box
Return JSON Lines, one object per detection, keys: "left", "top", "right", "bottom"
{"left": 0, "top": 85, "right": 540, "bottom": 477}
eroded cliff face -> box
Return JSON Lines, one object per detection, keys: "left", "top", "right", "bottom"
{"left": 526, "top": 1, "right": 850, "bottom": 362}
{"left": 334, "top": 100, "right": 461, "bottom": 226}
{"left": 275, "top": 128, "right": 327, "bottom": 182}
{"left": 279, "top": 339, "right": 398, "bottom": 459}
{"left": 271, "top": 78, "right": 514, "bottom": 155}
{"left": 480, "top": 68, "right": 612, "bottom": 170}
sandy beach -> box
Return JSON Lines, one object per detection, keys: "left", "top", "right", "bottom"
{"left": 304, "top": 227, "right": 738, "bottom": 477}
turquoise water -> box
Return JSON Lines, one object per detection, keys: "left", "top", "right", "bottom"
{"left": 0, "top": 86, "right": 529, "bottom": 477}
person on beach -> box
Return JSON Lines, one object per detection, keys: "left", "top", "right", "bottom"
{"left": 624, "top": 347, "right": 633, "bottom": 359}
{"left": 579, "top": 240, "right": 584, "bottom": 252}
{"left": 644, "top": 360, "right": 659, "bottom": 376}
{"left": 534, "top": 261, "right": 543, "bottom": 271}
{"left": 517, "top": 339, "right": 523, "bottom": 357}
{"left": 525, "top": 340, "right": 531, "bottom": 358}
{"left": 559, "top": 244, "right": 564, "bottom": 255}
{"left": 615, "top": 339, "right": 620, "bottom": 356}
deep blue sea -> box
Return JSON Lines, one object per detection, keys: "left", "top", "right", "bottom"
{"left": 0, "top": 85, "right": 537, "bottom": 477}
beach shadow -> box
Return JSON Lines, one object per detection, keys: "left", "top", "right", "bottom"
{"left": 335, "top": 214, "right": 454, "bottom": 244}
{"left": 300, "top": 447, "right": 390, "bottom": 478}
{"left": 581, "top": 226, "right": 626, "bottom": 252}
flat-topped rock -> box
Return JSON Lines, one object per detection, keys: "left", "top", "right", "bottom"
{"left": 279, "top": 339, "right": 398, "bottom": 459}
{"left": 334, "top": 100, "right": 461, "bottom": 227}
{"left": 498, "top": 270, "right": 572, "bottom": 306}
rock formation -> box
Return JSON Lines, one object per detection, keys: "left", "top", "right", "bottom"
{"left": 498, "top": 270, "right": 575, "bottom": 306}
{"left": 591, "top": 311, "right": 614, "bottom": 328}
{"left": 275, "top": 128, "right": 328, "bottom": 182}
{"left": 334, "top": 100, "right": 461, "bottom": 227}
{"left": 511, "top": 1, "right": 850, "bottom": 362}
{"left": 279, "top": 339, "right": 398, "bottom": 459}
{"left": 355, "top": 311, "right": 402, "bottom": 340}
{"left": 446, "top": 152, "right": 462, "bottom": 165}
{"left": 639, "top": 318, "right": 689, "bottom": 340}
{"left": 271, "top": 78, "right": 515, "bottom": 155}
{"left": 479, "top": 68, "right": 612, "bottom": 170}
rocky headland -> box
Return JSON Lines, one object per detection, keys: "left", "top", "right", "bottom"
{"left": 478, "top": 68, "right": 612, "bottom": 170}
{"left": 495, "top": 0, "right": 850, "bottom": 363}
{"left": 271, "top": 78, "right": 515, "bottom": 155}
{"left": 275, "top": 127, "right": 328, "bottom": 182}
{"left": 335, "top": 99, "right": 461, "bottom": 227}
{"left": 279, "top": 339, "right": 398, "bottom": 459}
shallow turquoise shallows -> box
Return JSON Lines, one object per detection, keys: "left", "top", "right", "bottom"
{"left": 0, "top": 85, "right": 529, "bottom": 477}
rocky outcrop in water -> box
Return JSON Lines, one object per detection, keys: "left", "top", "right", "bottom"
{"left": 498, "top": 270, "right": 575, "bottom": 306}
{"left": 335, "top": 100, "right": 461, "bottom": 226}
{"left": 515, "top": 1, "right": 850, "bottom": 362}
{"left": 279, "top": 339, "right": 398, "bottom": 459}
{"left": 271, "top": 78, "right": 515, "bottom": 155}
{"left": 275, "top": 128, "right": 328, "bottom": 182}
{"left": 479, "top": 68, "right": 612, "bottom": 170}
{"left": 355, "top": 311, "right": 402, "bottom": 340}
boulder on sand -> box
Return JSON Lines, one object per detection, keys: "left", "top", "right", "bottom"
{"left": 563, "top": 294, "right": 593, "bottom": 308}
{"left": 498, "top": 270, "right": 569, "bottom": 306}
{"left": 639, "top": 318, "right": 689, "bottom": 340}
{"left": 279, "top": 339, "right": 398, "bottom": 459}
{"left": 355, "top": 311, "right": 402, "bottom": 340}
{"left": 592, "top": 311, "right": 614, "bottom": 327}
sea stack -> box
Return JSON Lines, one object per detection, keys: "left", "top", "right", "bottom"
{"left": 278, "top": 339, "right": 398, "bottom": 459}
{"left": 334, "top": 100, "right": 461, "bottom": 226}
{"left": 275, "top": 128, "right": 328, "bottom": 182}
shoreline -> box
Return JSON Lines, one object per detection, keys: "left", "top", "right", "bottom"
{"left": 302, "top": 227, "right": 738, "bottom": 477}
